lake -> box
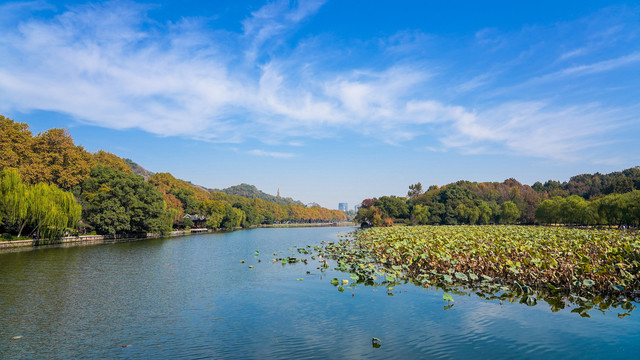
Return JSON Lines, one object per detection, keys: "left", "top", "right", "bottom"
{"left": 1, "top": 227, "right": 638, "bottom": 359}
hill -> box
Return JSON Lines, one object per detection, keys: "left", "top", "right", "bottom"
{"left": 124, "top": 158, "right": 154, "bottom": 180}
{"left": 218, "top": 183, "right": 305, "bottom": 206}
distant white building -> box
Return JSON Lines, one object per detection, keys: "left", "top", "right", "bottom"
{"left": 354, "top": 204, "right": 360, "bottom": 212}
{"left": 306, "top": 202, "right": 320, "bottom": 208}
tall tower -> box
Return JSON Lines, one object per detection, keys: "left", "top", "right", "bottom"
{"left": 277, "top": 188, "right": 280, "bottom": 197}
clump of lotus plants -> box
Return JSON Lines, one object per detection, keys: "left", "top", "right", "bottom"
{"left": 271, "top": 226, "right": 639, "bottom": 317}
{"left": 332, "top": 225, "right": 639, "bottom": 317}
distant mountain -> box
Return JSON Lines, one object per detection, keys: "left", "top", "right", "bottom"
{"left": 124, "top": 159, "right": 155, "bottom": 181}
{"left": 218, "top": 183, "right": 305, "bottom": 206}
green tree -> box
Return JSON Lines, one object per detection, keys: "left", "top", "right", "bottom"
{"left": 206, "top": 212, "right": 224, "bottom": 229}
{"left": 604, "top": 177, "right": 634, "bottom": 195}
{"left": 168, "top": 188, "right": 200, "bottom": 214}
{"left": 374, "top": 196, "right": 409, "bottom": 219}
{"left": 593, "top": 194, "right": 625, "bottom": 226}
{"left": 410, "top": 204, "right": 430, "bottom": 225}
{"left": 456, "top": 203, "right": 480, "bottom": 224}
{"left": 536, "top": 198, "right": 561, "bottom": 225}
{"left": 28, "top": 182, "right": 81, "bottom": 239}
{"left": 221, "top": 204, "right": 245, "bottom": 229}
{"left": 499, "top": 201, "right": 520, "bottom": 224}
{"left": 623, "top": 190, "right": 640, "bottom": 226}
{"left": 1, "top": 169, "right": 81, "bottom": 238}
{"left": 233, "top": 202, "right": 263, "bottom": 227}
{"left": 200, "top": 200, "right": 226, "bottom": 229}
{"left": 354, "top": 206, "right": 384, "bottom": 227}
{"left": 561, "top": 195, "right": 590, "bottom": 225}
{"left": 81, "top": 166, "right": 168, "bottom": 235}
{"left": 182, "top": 217, "right": 194, "bottom": 228}
{"left": 477, "top": 201, "right": 492, "bottom": 224}
{"left": 0, "top": 169, "right": 30, "bottom": 236}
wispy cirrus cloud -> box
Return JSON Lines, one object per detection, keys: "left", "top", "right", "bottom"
{"left": 247, "top": 149, "right": 296, "bottom": 158}
{"left": 444, "top": 101, "right": 626, "bottom": 161}
{"left": 560, "top": 52, "right": 640, "bottom": 76}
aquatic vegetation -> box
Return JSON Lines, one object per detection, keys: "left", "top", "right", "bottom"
{"left": 338, "top": 225, "right": 640, "bottom": 316}
{"left": 274, "top": 226, "right": 640, "bottom": 317}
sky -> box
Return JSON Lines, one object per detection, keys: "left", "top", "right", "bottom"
{"left": 1, "top": 0, "right": 639, "bottom": 209}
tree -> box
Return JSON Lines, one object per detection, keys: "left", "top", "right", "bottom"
{"left": 605, "top": 177, "right": 634, "bottom": 195}
{"left": 499, "top": 201, "right": 520, "bottom": 224}
{"left": 200, "top": 200, "right": 226, "bottom": 229}
{"left": 536, "top": 198, "right": 560, "bottom": 225}
{"left": 81, "top": 166, "right": 169, "bottom": 235}
{"left": 561, "top": 195, "right": 590, "bottom": 225}
{"left": 221, "top": 204, "right": 245, "bottom": 229}
{"left": 0, "top": 115, "right": 33, "bottom": 170}
{"left": 233, "top": 201, "right": 263, "bottom": 227}
{"left": 410, "top": 204, "right": 430, "bottom": 225}
{"left": 360, "top": 198, "right": 376, "bottom": 209}
{"left": 206, "top": 211, "right": 224, "bottom": 229}
{"left": 182, "top": 217, "right": 194, "bottom": 228}
{"left": 456, "top": 203, "right": 480, "bottom": 224}
{"left": 0, "top": 169, "right": 30, "bottom": 236}
{"left": 92, "top": 150, "right": 133, "bottom": 174}
{"left": 0, "top": 169, "right": 81, "bottom": 239}
{"left": 532, "top": 181, "right": 544, "bottom": 192}
{"left": 374, "top": 196, "right": 409, "bottom": 219}
{"left": 26, "top": 128, "right": 93, "bottom": 189}
{"left": 168, "top": 188, "right": 200, "bottom": 214}
{"left": 477, "top": 201, "right": 492, "bottom": 224}
{"left": 28, "top": 182, "right": 81, "bottom": 239}
{"left": 407, "top": 182, "right": 423, "bottom": 199}
{"left": 593, "top": 194, "right": 625, "bottom": 226}
{"left": 354, "top": 206, "right": 384, "bottom": 227}
{"left": 162, "top": 192, "right": 184, "bottom": 224}
{"left": 623, "top": 190, "right": 640, "bottom": 226}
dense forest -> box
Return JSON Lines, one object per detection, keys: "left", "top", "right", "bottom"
{"left": 0, "top": 115, "right": 346, "bottom": 239}
{"left": 356, "top": 170, "right": 640, "bottom": 227}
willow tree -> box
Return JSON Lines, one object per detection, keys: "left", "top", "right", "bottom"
{"left": 29, "top": 183, "right": 81, "bottom": 239}
{"left": 0, "top": 169, "right": 29, "bottom": 236}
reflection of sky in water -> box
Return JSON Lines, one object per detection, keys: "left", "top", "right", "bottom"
{"left": 0, "top": 227, "right": 638, "bottom": 359}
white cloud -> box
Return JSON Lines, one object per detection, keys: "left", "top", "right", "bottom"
{"left": 560, "top": 52, "right": 640, "bottom": 76}
{"left": 242, "top": 0, "right": 326, "bottom": 61}
{"left": 443, "top": 101, "right": 625, "bottom": 161}
{"left": 558, "top": 47, "right": 589, "bottom": 61}
{"left": 247, "top": 149, "right": 296, "bottom": 158}
{"left": 454, "top": 74, "right": 491, "bottom": 93}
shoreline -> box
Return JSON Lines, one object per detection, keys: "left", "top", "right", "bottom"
{"left": 0, "top": 222, "right": 355, "bottom": 253}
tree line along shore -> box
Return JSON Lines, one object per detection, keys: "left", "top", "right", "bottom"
{"left": 354, "top": 171, "right": 639, "bottom": 228}
{"left": 0, "top": 115, "right": 346, "bottom": 241}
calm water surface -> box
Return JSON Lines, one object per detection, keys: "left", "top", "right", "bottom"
{"left": 1, "top": 227, "right": 638, "bottom": 359}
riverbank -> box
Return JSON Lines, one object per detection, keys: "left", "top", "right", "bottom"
{"left": 0, "top": 231, "right": 184, "bottom": 252}
{"left": 261, "top": 221, "right": 354, "bottom": 228}
{"left": 0, "top": 222, "right": 355, "bottom": 252}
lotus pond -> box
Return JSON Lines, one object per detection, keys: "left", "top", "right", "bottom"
{"left": 297, "top": 225, "right": 640, "bottom": 317}
{"left": 1, "top": 226, "right": 639, "bottom": 359}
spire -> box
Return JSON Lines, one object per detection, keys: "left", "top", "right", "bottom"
{"left": 277, "top": 187, "right": 280, "bottom": 197}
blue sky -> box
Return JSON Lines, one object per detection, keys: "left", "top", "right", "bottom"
{"left": 1, "top": 0, "right": 639, "bottom": 209}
